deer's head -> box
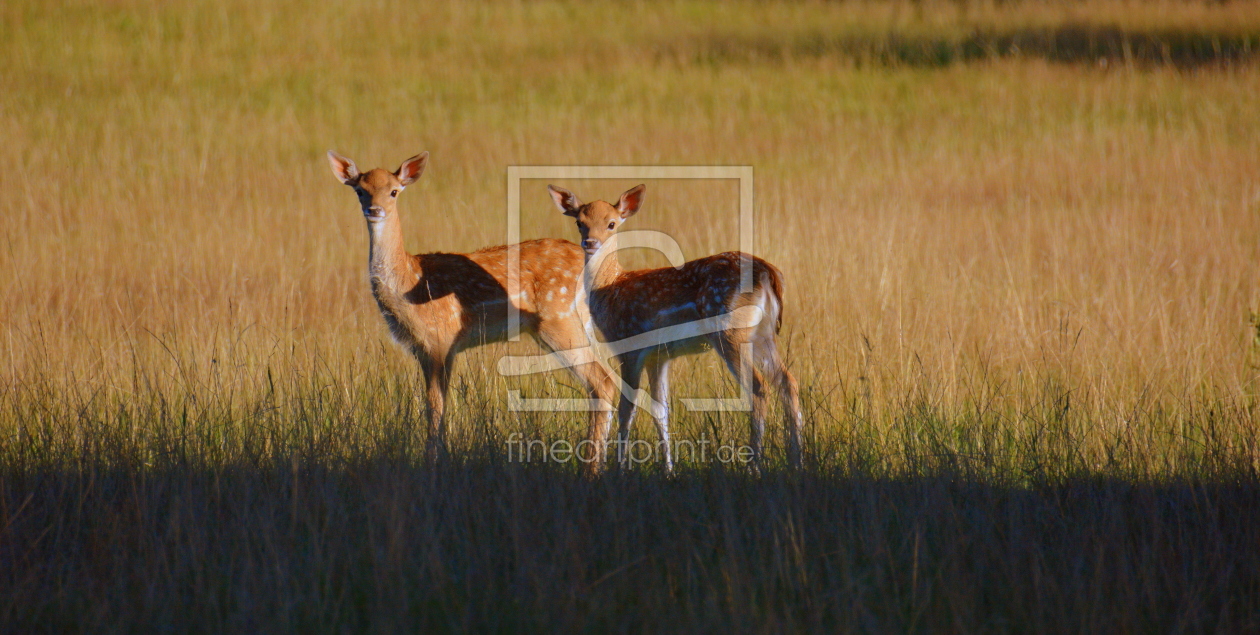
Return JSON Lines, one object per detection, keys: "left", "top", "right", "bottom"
{"left": 327, "top": 151, "right": 428, "bottom": 224}
{"left": 548, "top": 184, "right": 645, "bottom": 257}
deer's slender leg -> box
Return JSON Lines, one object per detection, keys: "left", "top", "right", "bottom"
{"left": 716, "top": 340, "right": 768, "bottom": 468}
{"left": 645, "top": 356, "right": 673, "bottom": 472}
{"left": 536, "top": 323, "right": 618, "bottom": 474}
{"left": 420, "top": 352, "right": 453, "bottom": 463}
{"left": 614, "top": 351, "right": 648, "bottom": 469}
{"left": 759, "top": 343, "right": 803, "bottom": 469}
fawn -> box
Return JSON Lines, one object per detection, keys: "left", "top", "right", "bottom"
{"left": 548, "top": 183, "right": 803, "bottom": 470}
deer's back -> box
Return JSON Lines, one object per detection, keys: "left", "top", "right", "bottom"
{"left": 590, "top": 251, "right": 778, "bottom": 344}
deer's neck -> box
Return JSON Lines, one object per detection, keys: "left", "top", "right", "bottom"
{"left": 367, "top": 216, "right": 419, "bottom": 296}
{"left": 583, "top": 237, "right": 625, "bottom": 291}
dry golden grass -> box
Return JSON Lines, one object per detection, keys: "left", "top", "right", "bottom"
{"left": 3, "top": 0, "right": 1260, "bottom": 629}
{"left": 4, "top": 0, "right": 1260, "bottom": 469}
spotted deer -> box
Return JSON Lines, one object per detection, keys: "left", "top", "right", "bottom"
{"left": 548, "top": 184, "right": 803, "bottom": 470}
{"left": 328, "top": 151, "right": 615, "bottom": 471}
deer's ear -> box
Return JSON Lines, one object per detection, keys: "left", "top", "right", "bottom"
{"left": 395, "top": 152, "right": 428, "bottom": 187}
{"left": 327, "top": 151, "right": 359, "bottom": 185}
{"left": 617, "top": 184, "right": 645, "bottom": 218}
{"left": 548, "top": 184, "right": 583, "bottom": 217}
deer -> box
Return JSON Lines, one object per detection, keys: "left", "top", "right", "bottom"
{"left": 548, "top": 183, "right": 803, "bottom": 471}
{"left": 327, "top": 151, "right": 616, "bottom": 473}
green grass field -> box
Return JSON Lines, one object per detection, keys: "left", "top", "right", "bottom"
{"left": 3, "top": 0, "right": 1260, "bottom": 630}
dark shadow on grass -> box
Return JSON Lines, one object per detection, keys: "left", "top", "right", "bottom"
{"left": 2, "top": 454, "right": 1259, "bottom": 632}
{"left": 664, "top": 24, "right": 1260, "bottom": 69}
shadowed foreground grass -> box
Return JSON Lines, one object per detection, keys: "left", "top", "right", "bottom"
{"left": 3, "top": 424, "right": 1258, "bottom": 632}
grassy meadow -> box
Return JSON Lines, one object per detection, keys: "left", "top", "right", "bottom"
{"left": 3, "top": 0, "right": 1260, "bottom": 630}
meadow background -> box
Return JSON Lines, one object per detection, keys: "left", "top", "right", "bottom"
{"left": 3, "top": 0, "right": 1260, "bottom": 630}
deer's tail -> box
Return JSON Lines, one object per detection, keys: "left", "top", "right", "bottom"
{"left": 758, "top": 259, "right": 786, "bottom": 334}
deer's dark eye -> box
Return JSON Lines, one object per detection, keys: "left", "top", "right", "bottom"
{"left": 390, "top": 190, "right": 399, "bottom": 198}
{"left": 607, "top": 222, "right": 616, "bottom": 230}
